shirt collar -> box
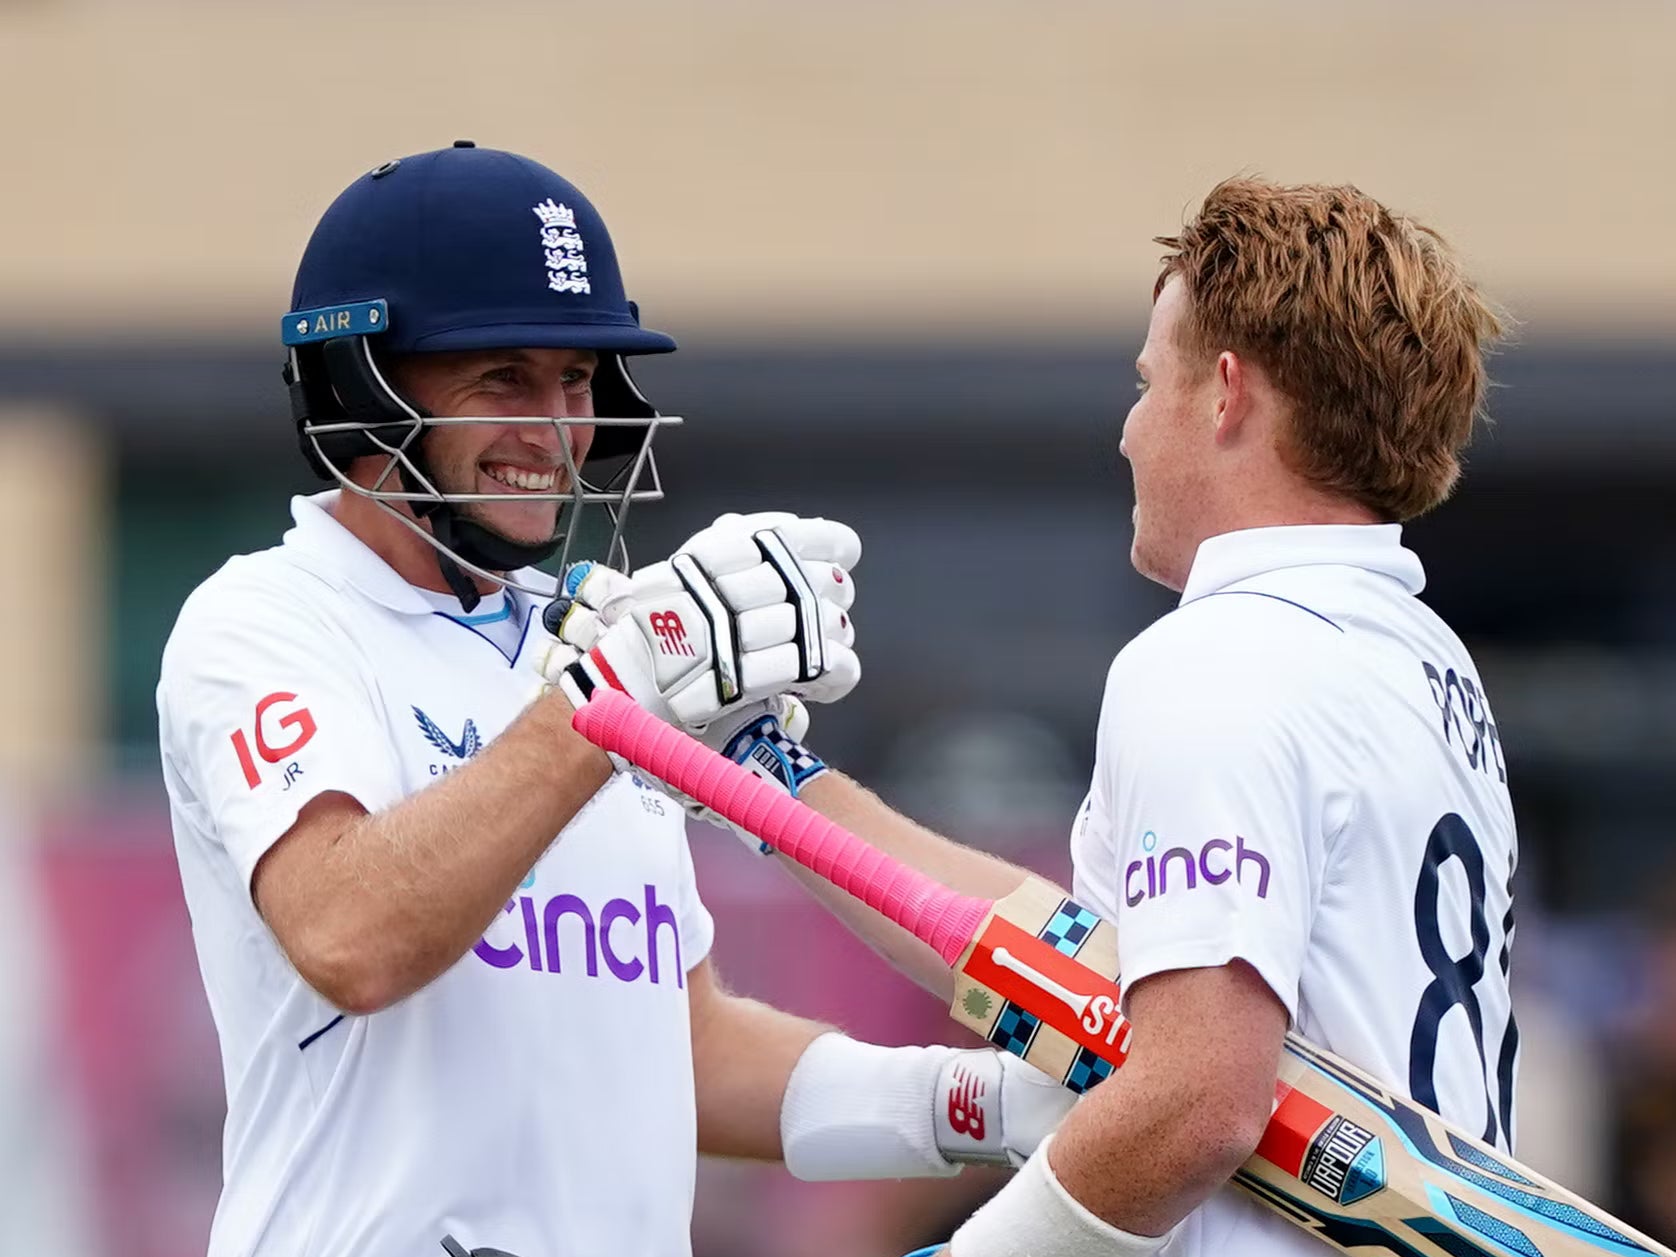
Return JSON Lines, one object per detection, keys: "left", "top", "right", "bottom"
{"left": 281, "top": 491, "right": 439, "bottom": 614}
{"left": 1178, "top": 523, "right": 1426, "bottom": 605}
{"left": 282, "top": 491, "right": 562, "bottom": 613}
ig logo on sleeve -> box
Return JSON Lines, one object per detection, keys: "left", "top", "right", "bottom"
{"left": 229, "top": 691, "right": 317, "bottom": 790}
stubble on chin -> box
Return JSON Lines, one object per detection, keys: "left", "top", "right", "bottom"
{"left": 463, "top": 498, "right": 561, "bottom": 546}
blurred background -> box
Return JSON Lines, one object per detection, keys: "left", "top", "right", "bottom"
{"left": 1, "top": 0, "right": 1673, "bottom": 1253}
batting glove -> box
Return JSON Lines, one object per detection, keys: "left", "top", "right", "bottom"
{"left": 932, "top": 1049, "right": 1077, "bottom": 1169}
{"left": 515, "top": 604, "right": 643, "bottom": 778}
{"left": 531, "top": 562, "right": 834, "bottom": 838}
{"left": 658, "top": 510, "right": 862, "bottom": 706}
{"left": 546, "top": 512, "right": 860, "bottom": 725}
{"left": 534, "top": 570, "right": 831, "bottom": 848}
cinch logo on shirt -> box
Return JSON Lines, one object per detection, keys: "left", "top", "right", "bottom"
{"left": 473, "top": 883, "right": 686, "bottom": 988}
{"left": 1125, "top": 832, "right": 1271, "bottom": 907}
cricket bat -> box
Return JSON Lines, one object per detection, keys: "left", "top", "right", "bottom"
{"left": 572, "top": 690, "right": 1670, "bottom": 1257}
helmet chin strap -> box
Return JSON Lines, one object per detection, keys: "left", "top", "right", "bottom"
{"left": 426, "top": 508, "right": 565, "bottom": 612}
{"left": 400, "top": 440, "right": 566, "bottom": 614}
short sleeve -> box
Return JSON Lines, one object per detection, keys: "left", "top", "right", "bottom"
{"left": 674, "top": 824, "right": 715, "bottom": 973}
{"left": 158, "top": 582, "right": 405, "bottom": 893}
{"left": 1096, "top": 621, "right": 1329, "bottom": 1023}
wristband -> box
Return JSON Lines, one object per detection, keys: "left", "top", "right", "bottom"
{"left": 718, "top": 711, "right": 827, "bottom": 854}
{"left": 950, "top": 1135, "right": 1175, "bottom": 1257}
{"left": 721, "top": 712, "right": 828, "bottom": 795}
{"left": 780, "top": 1033, "right": 962, "bottom": 1181}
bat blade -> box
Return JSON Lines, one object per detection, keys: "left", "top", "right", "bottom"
{"left": 1244, "top": 1038, "right": 1672, "bottom": 1256}
{"left": 571, "top": 692, "right": 1674, "bottom": 1257}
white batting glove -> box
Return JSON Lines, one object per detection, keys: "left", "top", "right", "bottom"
{"left": 516, "top": 606, "right": 581, "bottom": 707}
{"left": 660, "top": 510, "right": 862, "bottom": 707}
{"left": 932, "top": 1050, "right": 1078, "bottom": 1169}
{"left": 540, "top": 560, "right": 704, "bottom": 723}
{"left": 535, "top": 561, "right": 834, "bottom": 844}
{"left": 514, "top": 606, "right": 636, "bottom": 772}
{"left": 548, "top": 513, "right": 860, "bottom": 724}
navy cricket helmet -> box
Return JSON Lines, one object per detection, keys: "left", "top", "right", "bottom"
{"left": 282, "top": 141, "right": 681, "bottom": 607}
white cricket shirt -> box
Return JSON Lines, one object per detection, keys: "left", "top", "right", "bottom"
{"left": 157, "top": 492, "right": 713, "bottom": 1257}
{"left": 1071, "top": 525, "right": 1517, "bottom": 1256}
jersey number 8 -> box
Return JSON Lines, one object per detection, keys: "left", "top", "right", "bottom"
{"left": 1409, "top": 812, "right": 1520, "bottom": 1151}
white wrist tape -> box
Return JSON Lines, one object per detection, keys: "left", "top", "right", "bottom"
{"left": 780, "top": 1033, "right": 962, "bottom": 1181}
{"left": 950, "top": 1135, "right": 1175, "bottom": 1257}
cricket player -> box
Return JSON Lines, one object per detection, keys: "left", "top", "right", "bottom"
{"left": 572, "top": 177, "right": 1514, "bottom": 1256}
{"left": 156, "top": 142, "right": 1071, "bottom": 1257}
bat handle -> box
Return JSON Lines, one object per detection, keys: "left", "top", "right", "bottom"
{"left": 571, "top": 691, "right": 992, "bottom": 966}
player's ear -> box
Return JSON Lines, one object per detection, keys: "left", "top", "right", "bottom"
{"left": 1211, "top": 350, "right": 1251, "bottom": 446}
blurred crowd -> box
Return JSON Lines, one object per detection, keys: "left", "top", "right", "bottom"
{"left": 9, "top": 734, "right": 1676, "bottom": 1255}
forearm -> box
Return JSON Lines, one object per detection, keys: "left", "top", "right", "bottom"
{"left": 788, "top": 772, "right": 1031, "bottom": 1000}
{"left": 262, "top": 691, "right": 612, "bottom": 1010}
{"left": 691, "top": 966, "right": 828, "bottom": 1160}
{"left": 690, "top": 962, "right": 1072, "bottom": 1181}
{"left": 1046, "top": 1047, "right": 1259, "bottom": 1234}
{"left": 949, "top": 964, "right": 1285, "bottom": 1255}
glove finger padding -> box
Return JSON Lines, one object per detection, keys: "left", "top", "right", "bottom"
{"left": 792, "top": 643, "right": 861, "bottom": 704}
{"left": 548, "top": 599, "right": 606, "bottom": 651}
{"left": 713, "top": 560, "right": 855, "bottom": 614}
{"left": 677, "top": 511, "right": 859, "bottom": 573}
{"left": 733, "top": 600, "right": 852, "bottom": 652}
{"left": 568, "top": 559, "right": 635, "bottom": 615}
{"left": 678, "top": 517, "right": 859, "bottom": 615}
{"left": 514, "top": 616, "right": 579, "bottom": 701}
{"left": 765, "top": 517, "right": 862, "bottom": 569}
{"left": 685, "top": 640, "right": 856, "bottom": 715}
{"left": 544, "top": 561, "right": 635, "bottom": 650}
{"left": 678, "top": 529, "right": 779, "bottom": 580}
{"left": 822, "top": 600, "right": 855, "bottom": 650}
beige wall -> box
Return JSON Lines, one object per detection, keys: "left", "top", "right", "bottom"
{"left": 0, "top": 412, "right": 103, "bottom": 794}
{"left": 1, "top": 1, "right": 1671, "bottom": 338}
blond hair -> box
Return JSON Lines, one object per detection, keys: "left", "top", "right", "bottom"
{"left": 1156, "top": 178, "right": 1503, "bottom": 521}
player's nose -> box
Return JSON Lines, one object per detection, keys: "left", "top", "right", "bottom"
{"left": 515, "top": 397, "right": 578, "bottom": 446}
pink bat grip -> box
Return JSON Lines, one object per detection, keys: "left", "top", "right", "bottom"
{"left": 572, "top": 691, "right": 991, "bottom": 966}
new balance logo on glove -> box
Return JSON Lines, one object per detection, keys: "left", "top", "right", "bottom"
{"left": 648, "top": 610, "right": 696, "bottom": 657}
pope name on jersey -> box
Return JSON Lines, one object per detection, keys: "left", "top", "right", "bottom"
{"left": 158, "top": 492, "right": 712, "bottom": 1257}
{"left": 1070, "top": 523, "right": 1518, "bottom": 1257}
